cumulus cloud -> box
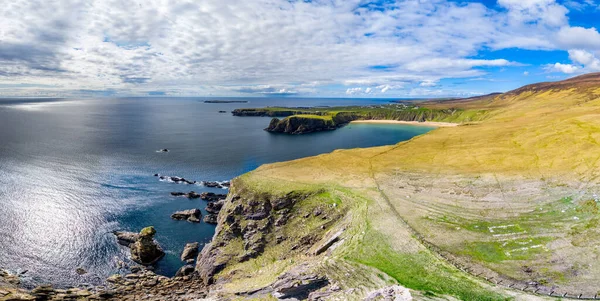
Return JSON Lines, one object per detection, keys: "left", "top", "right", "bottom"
{"left": 547, "top": 63, "right": 580, "bottom": 73}
{"left": 0, "top": 0, "right": 598, "bottom": 97}
{"left": 556, "top": 27, "right": 600, "bottom": 50}
{"left": 547, "top": 49, "right": 600, "bottom": 74}
{"left": 346, "top": 88, "right": 363, "bottom": 95}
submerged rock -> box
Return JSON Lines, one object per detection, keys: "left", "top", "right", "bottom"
{"left": 181, "top": 242, "right": 199, "bottom": 262}
{"left": 130, "top": 227, "right": 165, "bottom": 265}
{"left": 171, "top": 209, "right": 201, "bottom": 223}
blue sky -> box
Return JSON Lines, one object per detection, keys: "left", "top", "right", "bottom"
{"left": 1, "top": 0, "right": 600, "bottom": 98}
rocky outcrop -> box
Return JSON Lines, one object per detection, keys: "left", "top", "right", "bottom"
{"left": 203, "top": 214, "right": 218, "bottom": 224}
{"left": 200, "top": 192, "right": 227, "bottom": 201}
{"left": 195, "top": 181, "right": 339, "bottom": 285}
{"left": 171, "top": 209, "right": 201, "bottom": 223}
{"left": 270, "top": 264, "right": 329, "bottom": 300}
{"left": 181, "top": 242, "right": 199, "bottom": 262}
{"left": 175, "top": 265, "right": 195, "bottom": 277}
{"left": 129, "top": 227, "right": 165, "bottom": 265}
{"left": 171, "top": 191, "right": 201, "bottom": 199}
{"left": 113, "top": 231, "right": 139, "bottom": 247}
{"left": 363, "top": 285, "right": 412, "bottom": 301}
{"left": 205, "top": 199, "right": 224, "bottom": 214}
{"left": 265, "top": 116, "right": 338, "bottom": 134}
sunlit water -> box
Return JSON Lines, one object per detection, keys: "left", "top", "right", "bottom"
{"left": 0, "top": 97, "right": 434, "bottom": 288}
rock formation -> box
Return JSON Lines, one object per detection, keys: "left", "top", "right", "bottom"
{"left": 180, "top": 242, "right": 199, "bottom": 262}
{"left": 113, "top": 231, "right": 139, "bottom": 247}
{"left": 205, "top": 199, "right": 224, "bottom": 214}
{"left": 129, "top": 227, "right": 165, "bottom": 265}
{"left": 203, "top": 214, "right": 218, "bottom": 224}
{"left": 200, "top": 192, "right": 227, "bottom": 201}
{"left": 170, "top": 209, "right": 201, "bottom": 223}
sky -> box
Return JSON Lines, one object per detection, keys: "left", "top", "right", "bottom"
{"left": 1, "top": 0, "right": 600, "bottom": 98}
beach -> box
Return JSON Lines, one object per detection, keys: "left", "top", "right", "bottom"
{"left": 350, "top": 119, "right": 458, "bottom": 127}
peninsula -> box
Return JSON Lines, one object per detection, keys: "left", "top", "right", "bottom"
{"left": 232, "top": 101, "right": 492, "bottom": 134}
{"left": 5, "top": 74, "right": 600, "bottom": 300}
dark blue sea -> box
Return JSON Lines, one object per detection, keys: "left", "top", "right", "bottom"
{"left": 0, "top": 97, "right": 434, "bottom": 288}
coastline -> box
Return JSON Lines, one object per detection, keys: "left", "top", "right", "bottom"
{"left": 350, "top": 119, "right": 458, "bottom": 127}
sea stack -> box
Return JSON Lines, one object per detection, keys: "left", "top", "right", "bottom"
{"left": 130, "top": 227, "right": 165, "bottom": 265}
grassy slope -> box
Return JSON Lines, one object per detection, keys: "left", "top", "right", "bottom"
{"left": 218, "top": 74, "right": 600, "bottom": 300}
{"left": 236, "top": 104, "right": 492, "bottom": 126}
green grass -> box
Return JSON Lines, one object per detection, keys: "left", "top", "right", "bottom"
{"left": 348, "top": 226, "right": 510, "bottom": 301}
{"left": 234, "top": 104, "right": 491, "bottom": 125}
{"left": 292, "top": 114, "right": 333, "bottom": 120}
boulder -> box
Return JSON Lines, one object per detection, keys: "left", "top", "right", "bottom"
{"left": 171, "top": 209, "right": 201, "bottom": 223}
{"left": 181, "top": 242, "right": 199, "bottom": 262}
{"left": 113, "top": 231, "right": 139, "bottom": 247}
{"left": 175, "top": 265, "right": 195, "bottom": 277}
{"left": 203, "top": 214, "right": 218, "bottom": 224}
{"left": 130, "top": 227, "right": 165, "bottom": 265}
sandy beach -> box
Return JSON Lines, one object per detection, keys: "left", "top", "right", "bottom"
{"left": 350, "top": 120, "right": 458, "bottom": 127}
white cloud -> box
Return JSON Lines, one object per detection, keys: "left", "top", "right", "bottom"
{"left": 346, "top": 88, "right": 363, "bottom": 95}
{"left": 547, "top": 62, "right": 580, "bottom": 73}
{"left": 556, "top": 27, "right": 600, "bottom": 50}
{"left": 420, "top": 80, "right": 438, "bottom": 87}
{"left": 523, "top": 71, "right": 529, "bottom": 76}
{"left": 547, "top": 49, "right": 600, "bottom": 74}
{"left": 0, "top": 0, "right": 598, "bottom": 97}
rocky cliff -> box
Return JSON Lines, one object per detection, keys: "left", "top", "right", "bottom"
{"left": 265, "top": 115, "right": 339, "bottom": 134}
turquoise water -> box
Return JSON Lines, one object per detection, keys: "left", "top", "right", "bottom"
{"left": 0, "top": 97, "right": 434, "bottom": 287}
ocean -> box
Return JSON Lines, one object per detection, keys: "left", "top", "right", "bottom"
{"left": 0, "top": 97, "right": 434, "bottom": 288}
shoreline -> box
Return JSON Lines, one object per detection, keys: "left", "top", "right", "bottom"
{"left": 350, "top": 120, "right": 458, "bottom": 127}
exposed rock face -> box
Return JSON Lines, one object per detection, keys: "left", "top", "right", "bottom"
{"left": 265, "top": 116, "right": 337, "bottom": 134}
{"left": 205, "top": 199, "right": 224, "bottom": 214}
{"left": 196, "top": 182, "right": 326, "bottom": 285}
{"left": 200, "top": 192, "right": 227, "bottom": 201}
{"left": 130, "top": 227, "right": 165, "bottom": 265}
{"left": 363, "top": 285, "right": 413, "bottom": 301}
{"left": 175, "top": 265, "right": 195, "bottom": 277}
{"left": 271, "top": 264, "right": 329, "bottom": 300}
{"left": 181, "top": 242, "right": 199, "bottom": 262}
{"left": 203, "top": 214, "right": 218, "bottom": 224}
{"left": 171, "top": 209, "right": 201, "bottom": 223}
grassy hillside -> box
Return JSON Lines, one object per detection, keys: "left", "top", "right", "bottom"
{"left": 206, "top": 73, "right": 600, "bottom": 300}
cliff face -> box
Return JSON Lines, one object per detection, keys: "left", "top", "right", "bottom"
{"left": 265, "top": 116, "right": 338, "bottom": 134}
{"left": 196, "top": 179, "right": 344, "bottom": 286}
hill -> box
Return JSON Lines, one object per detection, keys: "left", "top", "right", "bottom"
{"left": 196, "top": 73, "right": 600, "bottom": 300}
